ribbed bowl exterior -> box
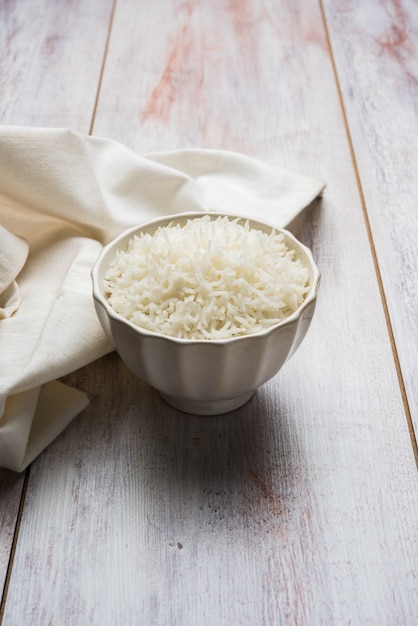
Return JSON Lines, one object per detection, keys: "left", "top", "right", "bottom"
{"left": 92, "top": 212, "right": 320, "bottom": 414}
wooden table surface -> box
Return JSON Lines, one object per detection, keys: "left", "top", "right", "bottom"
{"left": 1, "top": 1, "right": 418, "bottom": 624}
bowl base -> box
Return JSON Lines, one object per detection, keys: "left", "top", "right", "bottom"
{"left": 159, "top": 390, "right": 255, "bottom": 415}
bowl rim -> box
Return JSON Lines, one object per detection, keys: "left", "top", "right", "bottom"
{"left": 91, "top": 211, "right": 320, "bottom": 345}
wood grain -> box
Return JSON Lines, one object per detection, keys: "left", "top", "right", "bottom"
{"left": 321, "top": 0, "right": 418, "bottom": 440}
{"left": 0, "top": 0, "right": 114, "bottom": 129}
{"left": 1, "top": 0, "right": 417, "bottom": 624}
{"left": 0, "top": 471, "right": 25, "bottom": 601}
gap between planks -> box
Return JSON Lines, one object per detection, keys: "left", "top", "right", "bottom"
{"left": 0, "top": 468, "right": 31, "bottom": 625}
{"left": 89, "top": 0, "right": 118, "bottom": 136}
{"left": 318, "top": 0, "right": 418, "bottom": 469}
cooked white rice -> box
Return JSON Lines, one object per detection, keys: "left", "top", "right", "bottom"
{"left": 104, "top": 215, "right": 310, "bottom": 340}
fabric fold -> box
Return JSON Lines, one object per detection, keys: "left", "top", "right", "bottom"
{"left": 0, "top": 224, "right": 29, "bottom": 318}
{"left": 0, "top": 125, "right": 325, "bottom": 472}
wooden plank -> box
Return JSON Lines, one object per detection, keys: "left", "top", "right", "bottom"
{"left": 0, "top": 0, "right": 114, "bottom": 130}
{"left": 0, "top": 0, "right": 114, "bottom": 613}
{"left": 0, "top": 471, "right": 25, "bottom": 601}
{"left": 2, "top": 0, "right": 418, "bottom": 624}
{"left": 321, "top": 0, "right": 418, "bottom": 439}
{"left": 92, "top": 0, "right": 334, "bottom": 160}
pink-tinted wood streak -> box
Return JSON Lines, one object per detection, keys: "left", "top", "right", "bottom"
{"left": 141, "top": 3, "right": 195, "bottom": 124}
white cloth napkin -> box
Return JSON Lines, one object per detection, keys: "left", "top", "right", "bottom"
{"left": 0, "top": 126, "right": 325, "bottom": 472}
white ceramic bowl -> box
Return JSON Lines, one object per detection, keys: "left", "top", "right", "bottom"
{"left": 91, "top": 212, "right": 320, "bottom": 415}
